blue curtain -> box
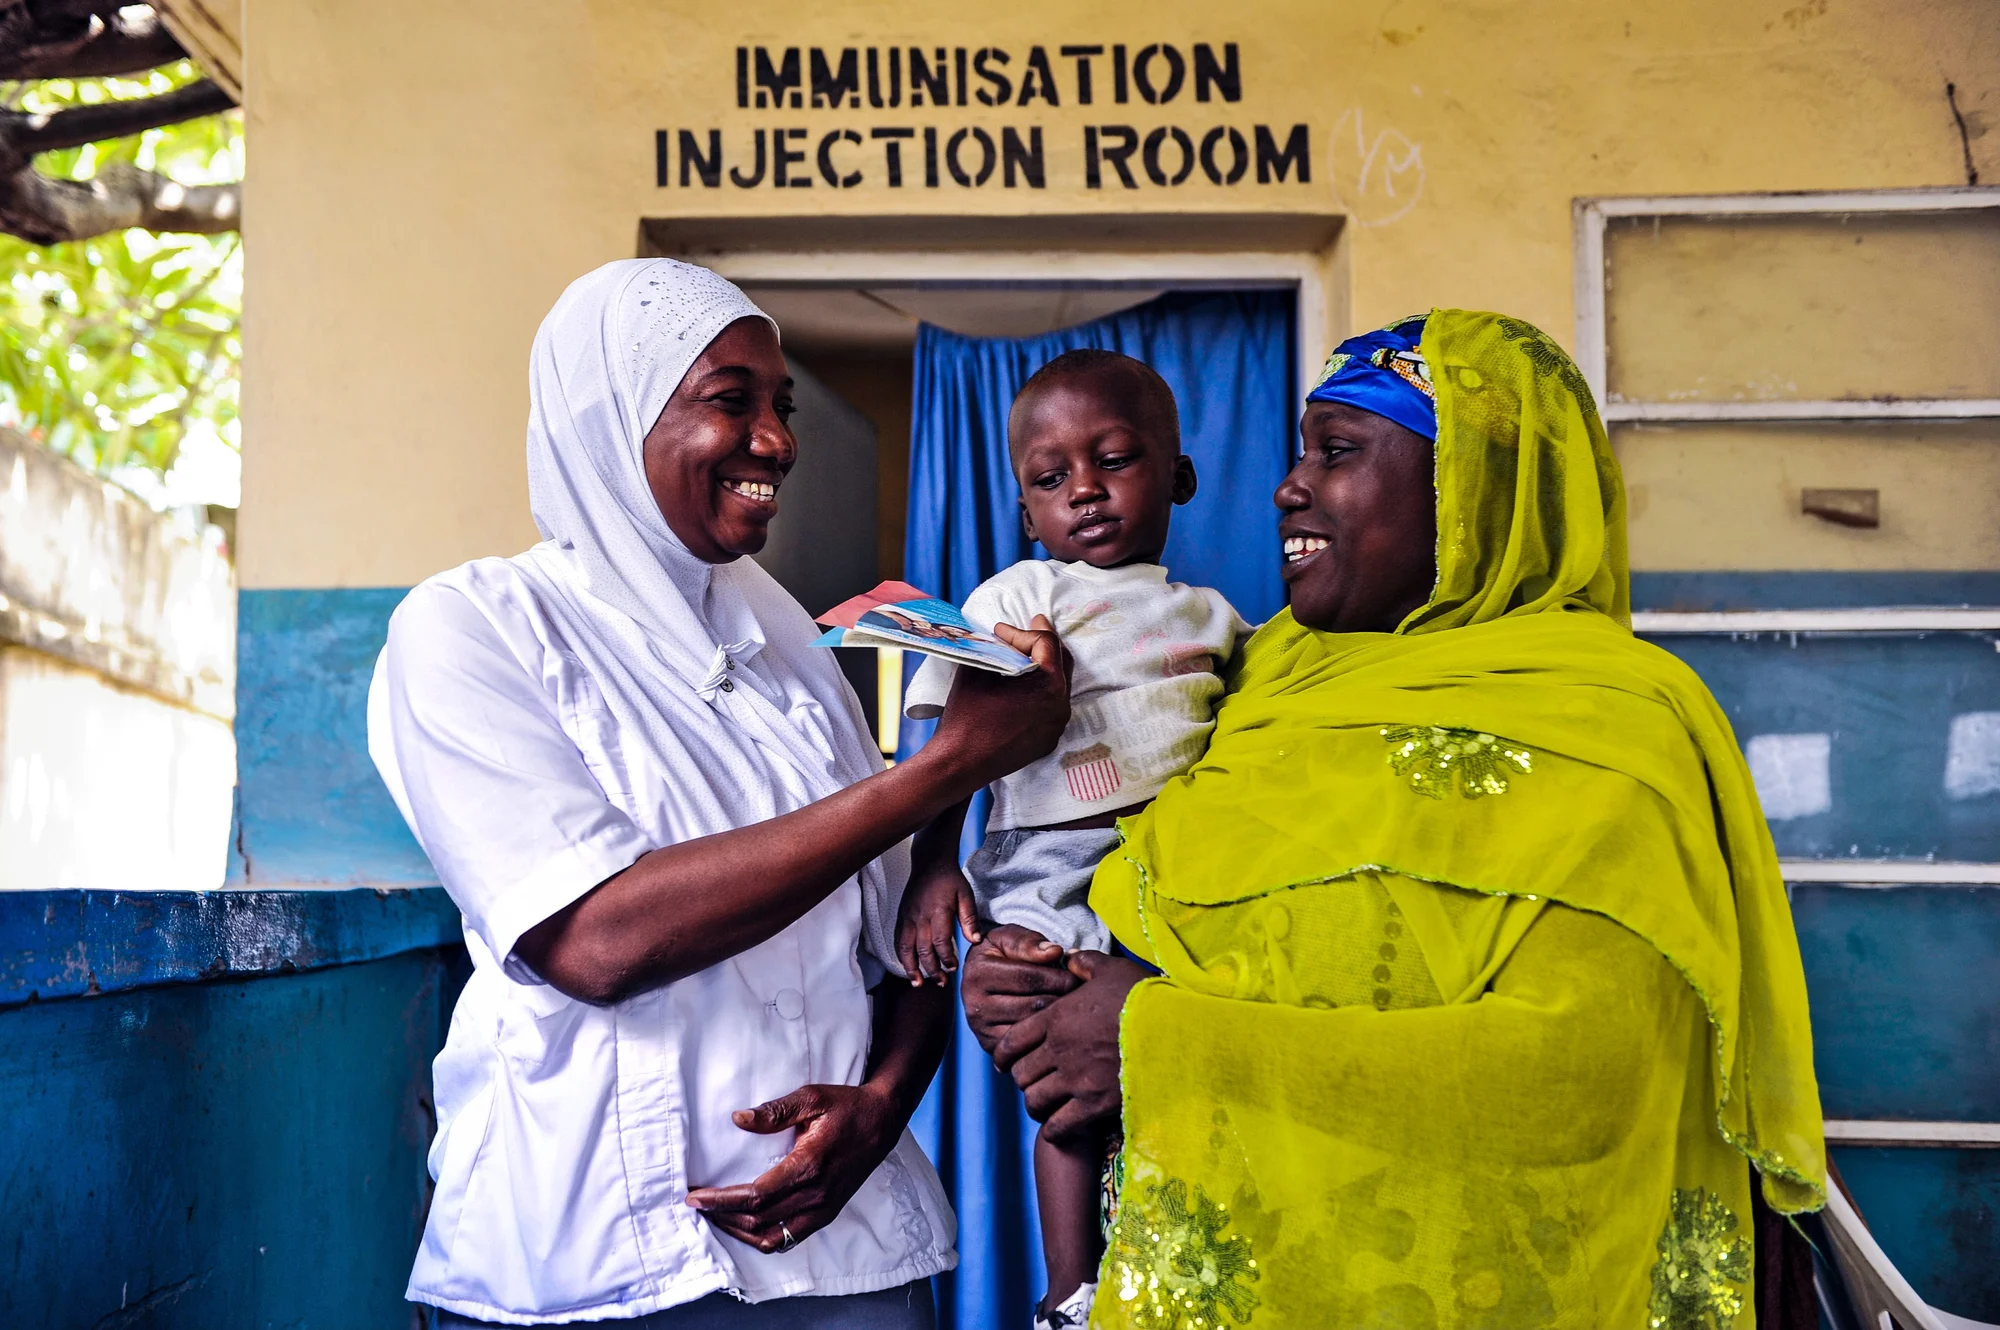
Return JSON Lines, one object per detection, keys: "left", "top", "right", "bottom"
{"left": 900, "top": 289, "right": 1296, "bottom": 1329}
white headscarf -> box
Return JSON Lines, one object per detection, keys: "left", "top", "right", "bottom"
{"left": 516, "top": 258, "right": 907, "bottom": 975}
{"left": 526, "top": 258, "right": 776, "bottom": 660}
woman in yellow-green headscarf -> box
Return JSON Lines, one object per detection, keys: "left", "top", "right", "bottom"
{"left": 961, "top": 310, "right": 1827, "bottom": 1328}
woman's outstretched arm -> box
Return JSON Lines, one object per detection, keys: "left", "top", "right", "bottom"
{"left": 514, "top": 619, "right": 1070, "bottom": 1004}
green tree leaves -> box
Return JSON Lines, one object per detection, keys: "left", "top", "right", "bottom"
{"left": 0, "top": 61, "right": 240, "bottom": 481}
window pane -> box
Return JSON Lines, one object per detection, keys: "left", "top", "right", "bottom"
{"left": 1605, "top": 211, "right": 2000, "bottom": 403}
{"left": 1616, "top": 420, "right": 2000, "bottom": 570}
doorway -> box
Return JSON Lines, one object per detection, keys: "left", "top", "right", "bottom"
{"left": 748, "top": 280, "right": 1298, "bottom": 746}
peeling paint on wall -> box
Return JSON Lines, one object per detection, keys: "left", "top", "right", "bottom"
{"left": 1944, "top": 711, "right": 2000, "bottom": 800}
{"left": 1746, "top": 731, "right": 1833, "bottom": 821}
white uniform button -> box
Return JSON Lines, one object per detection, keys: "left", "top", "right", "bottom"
{"left": 719, "top": 679, "right": 734, "bottom": 693}
{"left": 773, "top": 988, "right": 805, "bottom": 1020}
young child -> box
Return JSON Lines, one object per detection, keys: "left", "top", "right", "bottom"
{"left": 896, "top": 348, "right": 1250, "bottom": 1330}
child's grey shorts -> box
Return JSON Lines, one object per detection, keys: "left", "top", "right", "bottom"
{"left": 964, "top": 826, "right": 1120, "bottom": 953}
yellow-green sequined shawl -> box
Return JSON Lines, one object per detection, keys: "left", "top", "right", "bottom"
{"left": 1088, "top": 310, "right": 1825, "bottom": 1330}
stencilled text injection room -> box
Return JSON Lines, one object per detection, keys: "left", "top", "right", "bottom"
{"left": 655, "top": 42, "right": 1313, "bottom": 192}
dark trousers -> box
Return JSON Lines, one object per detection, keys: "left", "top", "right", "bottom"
{"left": 432, "top": 1279, "right": 936, "bottom": 1329}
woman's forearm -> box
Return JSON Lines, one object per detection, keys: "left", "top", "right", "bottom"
{"left": 518, "top": 743, "right": 986, "bottom": 1003}
{"left": 864, "top": 979, "right": 954, "bottom": 1118}
{"left": 911, "top": 797, "right": 970, "bottom": 877}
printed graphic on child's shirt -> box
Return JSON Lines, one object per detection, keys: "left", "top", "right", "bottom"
{"left": 1161, "top": 645, "right": 1217, "bottom": 678}
{"left": 1061, "top": 599, "right": 1122, "bottom": 640}
{"left": 1062, "top": 743, "right": 1123, "bottom": 803}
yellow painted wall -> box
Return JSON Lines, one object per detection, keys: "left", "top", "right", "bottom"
{"left": 1619, "top": 422, "right": 2000, "bottom": 570}
{"left": 240, "top": 0, "right": 2000, "bottom": 589}
{"left": 1605, "top": 212, "right": 2000, "bottom": 404}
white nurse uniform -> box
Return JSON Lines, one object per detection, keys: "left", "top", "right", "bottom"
{"left": 367, "top": 260, "right": 954, "bottom": 1325}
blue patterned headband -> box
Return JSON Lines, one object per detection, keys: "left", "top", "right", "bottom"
{"left": 1304, "top": 313, "right": 1437, "bottom": 442}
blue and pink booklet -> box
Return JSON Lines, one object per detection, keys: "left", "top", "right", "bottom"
{"left": 811, "top": 580, "right": 1036, "bottom": 676}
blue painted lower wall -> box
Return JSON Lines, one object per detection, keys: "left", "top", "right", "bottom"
{"left": 1631, "top": 569, "right": 2000, "bottom": 611}
{"left": 1794, "top": 885, "right": 2000, "bottom": 1315}
{"left": 232, "top": 587, "right": 428, "bottom": 887}
{"left": 1, "top": 944, "right": 468, "bottom": 1329}
{"left": 1795, "top": 885, "right": 2000, "bottom": 1124}
{"left": 1, "top": 887, "right": 461, "bottom": 1004}
{"left": 232, "top": 577, "right": 2000, "bottom": 881}
{"left": 1833, "top": 1147, "right": 2000, "bottom": 1316}
{"left": 1653, "top": 631, "right": 2000, "bottom": 861}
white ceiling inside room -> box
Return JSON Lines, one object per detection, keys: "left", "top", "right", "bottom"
{"left": 743, "top": 284, "right": 1167, "bottom": 353}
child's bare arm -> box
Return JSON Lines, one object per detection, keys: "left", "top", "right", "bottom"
{"left": 896, "top": 798, "right": 982, "bottom": 985}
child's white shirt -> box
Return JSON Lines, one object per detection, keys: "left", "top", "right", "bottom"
{"left": 904, "top": 559, "right": 1251, "bottom": 830}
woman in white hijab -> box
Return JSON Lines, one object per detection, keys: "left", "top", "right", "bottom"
{"left": 368, "top": 259, "right": 1069, "bottom": 1327}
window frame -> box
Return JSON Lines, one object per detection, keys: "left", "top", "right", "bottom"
{"left": 1572, "top": 186, "right": 2000, "bottom": 422}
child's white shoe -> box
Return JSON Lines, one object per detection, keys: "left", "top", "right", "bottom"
{"left": 1033, "top": 1281, "right": 1096, "bottom": 1330}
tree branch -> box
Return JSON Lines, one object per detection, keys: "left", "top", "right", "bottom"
{"left": 0, "top": 77, "right": 233, "bottom": 165}
{"left": 17, "top": 1, "right": 148, "bottom": 23}
{"left": 0, "top": 159, "right": 238, "bottom": 242}
{"left": 0, "top": 17, "right": 241, "bottom": 245}
{"left": 0, "top": 5, "right": 188, "bottom": 80}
